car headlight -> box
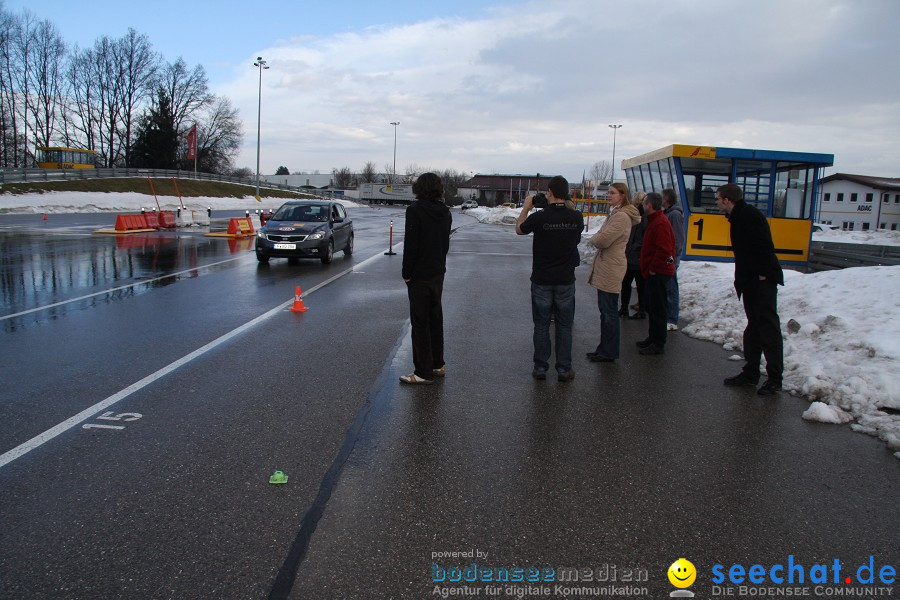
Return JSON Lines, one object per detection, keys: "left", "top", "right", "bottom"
{"left": 308, "top": 232, "right": 326, "bottom": 240}
{"left": 257, "top": 231, "right": 267, "bottom": 240}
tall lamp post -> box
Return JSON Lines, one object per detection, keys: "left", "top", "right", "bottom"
{"left": 253, "top": 56, "right": 270, "bottom": 199}
{"left": 608, "top": 124, "right": 622, "bottom": 184}
{"left": 390, "top": 121, "right": 400, "bottom": 183}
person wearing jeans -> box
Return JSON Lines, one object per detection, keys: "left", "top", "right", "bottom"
{"left": 662, "top": 188, "right": 685, "bottom": 330}
{"left": 531, "top": 282, "right": 575, "bottom": 376}
{"left": 516, "top": 175, "right": 584, "bottom": 382}
{"left": 586, "top": 182, "right": 640, "bottom": 362}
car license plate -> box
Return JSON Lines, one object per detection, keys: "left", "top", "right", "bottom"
{"left": 274, "top": 243, "right": 296, "bottom": 250}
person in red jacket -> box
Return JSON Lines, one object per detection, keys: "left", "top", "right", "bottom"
{"left": 636, "top": 192, "right": 676, "bottom": 355}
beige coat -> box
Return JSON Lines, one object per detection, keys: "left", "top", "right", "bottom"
{"left": 587, "top": 204, "right": 641, "bottom": 293}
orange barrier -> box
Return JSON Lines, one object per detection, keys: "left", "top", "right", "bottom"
{"left": 144, "top": 212, "right": 161, "bottom": 229}
{"left": 114, "top": 214, "right": 149, "bottom": 231}
{"left": 227, "top": 217, "right": 254, "bottom": 237}
{"left": 158, "top": 210, "right": 177, "bottom": 228}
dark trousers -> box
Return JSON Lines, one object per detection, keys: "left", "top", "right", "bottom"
{"left": 594, "top": 289, "right": 620, "bottom": 359}
{"left": 621, "top": 267, "right": 645, "bottom": 311}
{"left": 406, "top": 275, "right": 445, "bottom": 379}
{"left": 645, "top": 274, "right": 671, "bottom": 347}
{"left": 531, "top": 282, "right": 576, "bottom": 374}
{"left": 741, "top": 280, "right": 783, "bottom": 383}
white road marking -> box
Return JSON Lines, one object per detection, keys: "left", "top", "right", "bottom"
{"left": 0, "top": 245, "right": 401, "bottom": 469}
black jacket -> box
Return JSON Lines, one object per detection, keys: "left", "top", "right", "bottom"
{"left": 402, "top": 198, "right": 452, "bottom": 280}
{"left": 727, "top": 200, "right": 784, "bottom": 297}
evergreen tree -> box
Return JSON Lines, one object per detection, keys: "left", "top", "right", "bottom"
{"left": 275, "top": 165, "right": 290, "bottom": 175}
{"left": 131, "top": 88, "right": 178, "bottom": 169}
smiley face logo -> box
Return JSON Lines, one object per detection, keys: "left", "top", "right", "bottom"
{"left": 668, "top": 558, "right": 697, "bottom": 588}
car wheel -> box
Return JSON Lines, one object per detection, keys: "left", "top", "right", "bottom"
{"left": 344, "top": 234, "right": 354, "bottom": 256}
{"left": 321, "top": 240, "right": 334, "bottom": 264}
{"left": 256, "top": 250, "right": 269, "bottom": 263}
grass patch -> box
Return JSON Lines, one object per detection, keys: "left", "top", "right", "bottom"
{"left": 1, "top": 177, "right": 317, "bottom": 200}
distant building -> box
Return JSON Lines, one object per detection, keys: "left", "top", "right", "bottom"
{"left": 818, "top": 173, "right": 900, "bottom": 231}
{"left": 261, "top": 173, "right": 335, "bottom": 189}
{"left": 459, "top": 174, "right": 606, "bottom": 206}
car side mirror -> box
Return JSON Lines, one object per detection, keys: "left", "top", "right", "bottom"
{"left": 332, "top": 217, "right": 343, "bottom": 223}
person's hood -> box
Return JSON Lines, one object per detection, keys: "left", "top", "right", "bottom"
{"left": 618, "top": 203, "right": 641, "bottom": 225}
{"left": 666, "top": 204, "right": 684, "bottom": 216}
{"left": 417, "top": 198, "right": 450, "bottom": 221}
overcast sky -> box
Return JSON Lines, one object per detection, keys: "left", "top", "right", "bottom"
{"left": 9, "top": 0, "right": 900, "bottom": 182}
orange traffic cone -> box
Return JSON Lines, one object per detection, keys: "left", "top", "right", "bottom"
{"left": 290, "top": 286, "right": 308, "bottom": 313}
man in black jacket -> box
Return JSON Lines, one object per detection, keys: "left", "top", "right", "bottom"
{"left": 716, "top": 183, "right": 784, "bottom": 396}
{"left": 400, "top": 173, "right": 452, "bottom": 385}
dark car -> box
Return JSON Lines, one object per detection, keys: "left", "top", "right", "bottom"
{"left": 255, "top": 200, "right": 353, "bottom": 264}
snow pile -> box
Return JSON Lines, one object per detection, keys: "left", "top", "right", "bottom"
{"left": 0, "top": 191, "right": 365, "bottom": 214}
{"left": 679, "top": 261, "right": 900, "bottom": 453}
{"left": 802, "top": 402, "right": 854, "bottom": 424}
{"left": 813, "top": 228, "right": 900, "bottom": 246}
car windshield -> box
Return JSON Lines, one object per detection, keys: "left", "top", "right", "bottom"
{"left": 272, "top": 204, "right": 329, "bottom": 222}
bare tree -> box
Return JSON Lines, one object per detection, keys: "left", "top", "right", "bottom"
{"left": 0, "top": 6, "right": 21, "bottom": 166}
{"left": 162, "top": 57, "right": 212, "bottom": 135}
{"left": 590, "top": 160, "right": 613, "bottom": 187}
{"left": 26, "top": 18, "right": 66, "bottom": 149}
{"left": 116, "top": 29, "right": 160, "bottom": 166}
{"left": 193, "top": 95, "right": 242, "bottom": 174}
{"left": 332, "top": 166, "right": 353, "bottom": 188}
{"left": 402, "top": 163, "right": 426, "bottom": 184}
{"left": 383, "top": 161, "right": 395, "bottom": 183}
{"left": 10, "top": 10, "right": 38, "bottom": 165}
{"left": 439, "top": 168, "right": 469, "bottom": 204}
{"left": 359, "top": 161, "right": 377, "bottom": 183}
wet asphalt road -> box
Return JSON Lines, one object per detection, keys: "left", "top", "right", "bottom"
{"left": 0, "top": 208, "right": 897, "bottom": 599}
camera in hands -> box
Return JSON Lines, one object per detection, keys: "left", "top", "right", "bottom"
{"left": 533, "top": 193, "right": 548, "bottom": 208}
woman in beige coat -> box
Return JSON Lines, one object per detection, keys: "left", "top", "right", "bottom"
{"left": 586, "top": 183, "right": 642, "bottom": 362}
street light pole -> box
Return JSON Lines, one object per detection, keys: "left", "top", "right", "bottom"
{"left": 390, "top": 122, "right": 399, "bottom": 183}
{"left": 253, "top": 56, "right": 270, "bottom": 199}
{"left": 608, "top": 124, "right": 622, "bottom": 184}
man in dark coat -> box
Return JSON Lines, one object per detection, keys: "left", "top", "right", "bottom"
{"left": 637, "top": 192, "right": 676, "bottom": 355}
{"left": 716, "top": 183, "right": 784, "bottom": 396}
{"left": 400, "top": 173, "right": 452, "bottom": 385}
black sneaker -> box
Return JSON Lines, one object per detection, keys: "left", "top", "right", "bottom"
{"left": 618, "top": 308, "right": 629, "bottom": 317}
{"left": 636, "top": 338, "right": 654, "bottom": 349}
{"left": 557, "top": 370, "right": 575, "bottom": 382}
{"left": 638, "top": 344, "right": 664, "bottom": 355}
{"left": 628, "top": 312, "right": 647, "bottom": 320}
{"left": 589, "top": 355, "right": 615, "bottom": 363}
{"left": 723, "top": 372, "right": 759, "bottom": 387}
{"left": 532, "top": 369, "right": 547, "bottom": 380}
{"left": 757, "top": 379, "right": 782, "bottom": 396}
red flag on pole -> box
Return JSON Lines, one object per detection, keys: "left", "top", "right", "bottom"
{"left": 186, "top": 125, "right": 197, "bottom": 160}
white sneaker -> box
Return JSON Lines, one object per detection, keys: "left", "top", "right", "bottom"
{"left": 667, "top": 323, "right": 678, "bottom": 331}
{"left": 399, "top": 373, "right": 434, "bottom": 385}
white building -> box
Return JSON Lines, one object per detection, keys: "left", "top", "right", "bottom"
{"left": 818, "top": 173, "right": 900, "bottom": 231}
{"left": 260, "top": 173, "right": 335, "bottom": 189}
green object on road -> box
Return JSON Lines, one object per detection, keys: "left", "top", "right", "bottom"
{"left": 269, "top": 470, "right": 288, "bottom": 484}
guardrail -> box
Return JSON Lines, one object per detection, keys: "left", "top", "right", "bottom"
{"left": 0, "top": 167, "right": 311, "bottom": 194}
{"left": 808, "top": 241, "right": 900, "bottom": 271}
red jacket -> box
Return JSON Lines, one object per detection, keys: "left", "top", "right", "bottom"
{"left": 640, "top": 210, "right": 676, "bottom": 278}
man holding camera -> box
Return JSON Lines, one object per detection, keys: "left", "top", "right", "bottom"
{"left": 516, "top": 176, "right": 584, "bottom": 382}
